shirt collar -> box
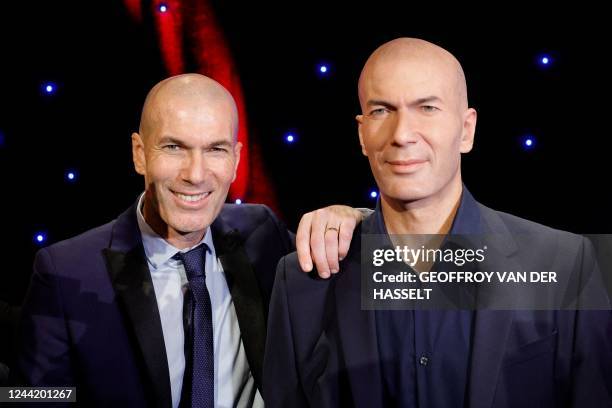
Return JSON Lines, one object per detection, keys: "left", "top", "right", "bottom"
{"left": 447, "top": 187, "right": 483, "bottom": 235}
{"left": 373, "top": 184, "right": 482, "bottom": 236}
{"left": 135, "top": 193, "right": 214, "bottom": 270}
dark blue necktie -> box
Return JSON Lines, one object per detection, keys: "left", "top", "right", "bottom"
{"left": 174, "top": 244, "right": 214, "bottom": 408}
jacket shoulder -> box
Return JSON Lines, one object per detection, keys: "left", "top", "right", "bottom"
{"left": 215, "top": 203, "right": 287, "bottom": 237}
{"left": 45, "top": 220, "right": 115, "bottom": 254}
{"left": 276, "top": 251, "right": 337, "bottom": 299}
{"left": 482, "top": 205, "right": 583, "bottom": 243}
{"left": 35, "top": 219, "right": 116, "bottom": 272}
{"left": 480, "top": 204, "right": 586, "bottom": 259}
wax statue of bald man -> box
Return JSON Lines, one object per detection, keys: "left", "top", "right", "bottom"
{"left": 15, "top": 74, "right": 366, "bottom": 407}
{"left": 263, "top": 39, "right": 612, "bottom": 408}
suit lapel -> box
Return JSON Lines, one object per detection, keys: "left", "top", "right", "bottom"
{"left": 211, "top": 220, "right": 267, "bottom": 391}
{"left": 334, "top": 219, "right": 384, "bottom": 408}
{"left": 103, "top": 203, "right": 172, "bottom": 408}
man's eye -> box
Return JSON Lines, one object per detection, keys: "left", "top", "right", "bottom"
{"left": 369, "top": 108, "right": 389, "bottom": 116}
{"left": 421, "top": 105, "right": 439, "bottom": 113}
{"left": 163, "top": 144, "right": 181, "bottom": 151}
{"left": 209, "top": 147, "right": 227, "bottom": 153}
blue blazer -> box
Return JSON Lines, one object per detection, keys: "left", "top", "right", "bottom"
{"left": 263, "top": 193, "right": 612, "bottom": 408}
{"left": 16, "top": 201, "right": 293, "bottom": 407}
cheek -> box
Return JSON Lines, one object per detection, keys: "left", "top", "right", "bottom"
{"left": 146, "top": 154, "right": 180, "bottom": 181}
{"left": 427, "top": 119, "right": 463, "bottom": 153}
{"left": 362, "top": 124, "right": 388, "bottom": 154}
{"left": 427, "top": 135, "right": 463, "bottom": 178}
{"left": 208, "top": 156, "right": 238, "bottom": 181}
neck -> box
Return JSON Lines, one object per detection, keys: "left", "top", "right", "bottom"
{"left": 382, "top": 176, "right": 463, "bottom": 235}
{"left": 165, "top": 230, "right": 206, "bottom": 250}
{"left": 142, "top": 196, "right": 205, "bottom": 250}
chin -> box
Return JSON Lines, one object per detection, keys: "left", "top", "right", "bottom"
{"left": 382, "top": 183, "right": 432, "bottom": 203}
{"left": 166, "top": 216, "right": 209, "bottom": 235}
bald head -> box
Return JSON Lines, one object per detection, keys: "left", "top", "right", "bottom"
{"left": 139, "top": 73, "right": 238, "bottom": 141}
{"left": 358, "top": 38, "right": 469, "bottom": 112}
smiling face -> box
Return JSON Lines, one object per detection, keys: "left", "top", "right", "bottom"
{"left": 356, "top": 39, "right": 477, "bottom": 207}
{"left": 132, "top": 74, "right": 241, "bottom": 248}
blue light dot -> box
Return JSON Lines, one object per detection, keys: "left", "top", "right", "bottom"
{"left": 0, "top": 130, "right": 5, "bottom": 147}
{"left": 537, "top": 54, "right": 552, "bottom": 68}
{"left": 235, "top": 199, "right": 242, "bottom": 205}
{"left": 285, "top": 134, "right": 295, "bottom": 143}
{"left": 370, "top": 190, "right": 378, "bottom": 199}
{"left": 522, "top": 135, "right": 536, "bottom": 149}
{"left": 159, "top": 4, "right": 168, "bottom": 12}
{"left": 43, "top": 83, "right": 56, "bottom": 94}
{"left": 34, "top": 232, "right": 47, "bottom": 244}
{"left": 317, "top": 63, "right": 332, "bottom": 77}
{"left": 65, "top": 169, "right": 78, "bottom": 182}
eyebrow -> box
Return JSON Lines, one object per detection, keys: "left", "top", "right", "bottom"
{"left": 366, "top": 100, "right": 397, "bottom": 110}
{"left": 366, "top": 95, "right": 443, "bottom": 110}
{"left": 158, "top": 136, "right": 233, "bottom": 149}
{"left": 207, "top": 140, "right": 233, "bottom": 149}
{"left": 158, "top": 136, "right": 185, "bottom": 146}
{"left": 413, "top": 96, "right": 443, "bottom": 105}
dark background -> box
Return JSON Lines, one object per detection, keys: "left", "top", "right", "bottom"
{"left": 0, "top": 2, "right": 610, "bottom": 312}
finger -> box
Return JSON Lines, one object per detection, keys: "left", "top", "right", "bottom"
{"left": 310, "top": 210, "right": 331, "bottom": 278}
{"left": 324, "top": 226, "right": 340, "bottom": 274}
{"left": 296, "top": 212, "right": 314, "bottom": 272}
{"left": 337, "top": 218, "right": 356, "bottom": 261}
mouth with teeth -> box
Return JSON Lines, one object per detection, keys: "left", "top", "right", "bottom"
{"left": 171, "top": 190, "right": 212, "bottom": 206}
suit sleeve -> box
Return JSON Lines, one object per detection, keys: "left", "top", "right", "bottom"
{"left": 569, "top": 309, "right": 612, "bottom": 406}
{"left": 569, "top": 237, "right": 612, "bottom": 406}
{"left": 15, "top": 248, "right": 76, "bottom": 387}
{"left": 572, "top": 236, "right": 611, "bottom": 309}
{"left": 263, "top": 256, "right": 309, "bottom": 407}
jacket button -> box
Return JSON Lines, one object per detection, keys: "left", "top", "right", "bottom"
{"left": 419, "top": 356, "right": 429, "bottom": 366}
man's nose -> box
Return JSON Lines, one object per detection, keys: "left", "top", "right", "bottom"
{"left": 181, "top": 151, "right": 207, "bottom": 184}
{"left": 391, "top": 111, "right": 419, "bottom": 146}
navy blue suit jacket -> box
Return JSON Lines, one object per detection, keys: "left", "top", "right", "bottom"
{"left": 263, "top": 193, "right": 612, "bottom": 408}
{"left": 16, "top": 201, "right": 293, "bottom": 407}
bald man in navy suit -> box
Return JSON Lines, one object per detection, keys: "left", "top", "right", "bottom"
{"left": 16, "top": 74, "right": 366, "bottom": 407}
{"left": 264, "top": 38, "right": 612, "bottom": 408}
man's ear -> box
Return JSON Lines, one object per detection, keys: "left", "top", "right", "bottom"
{"left": 231, "top": 141, "right": 243, "bottom": 183}
{"left": 131, "top": 132, "right": 146, "bottom": 175}
{"left": 356, "top": 114, "right": 367, "bottom": 156}
{"left": 459, "top": 108, "right": 477, "bottom": 153}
